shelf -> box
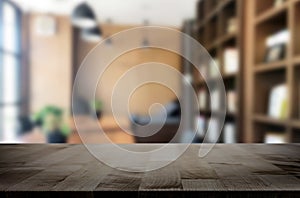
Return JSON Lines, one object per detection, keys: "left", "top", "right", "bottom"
{"left": 291, "top": 66, "right": 300, "bottom": 120}
{"left": 254, "top": 10, "right": 287, "bottom": 63}
{"left": 195, "top": 79, "right": 205, "bottom": 86}
{"left": 218, "top": 32, "right": 237, "bottom": 45}
{"left": 197, "top": 22, "right": 205, "bottom": 31}
{"left": 222, "top": 73, "right": 237, "bottom": 80}
{"left": 219, "top": 0, "right": 235, "bottom": 9}
{"left": 196, "top": 0, "right": 236, "bottom": 32}
{"left": 291, "top": 128, "right": 300, "bottom": 143}
{"left": 195, "top": 0, "right": 242, "bottom": 143}
{"left": 196, "top": 77, "right": 225, "bottom": 86}
{"left": 255, "top": 3, "right": 288, "bottom": 25}
{"left": 207, "top": 41, "right": 219, "bottom": 51}
{"left": 294, "top": 1, "right": 300, "bottom": 55}
{"left": 226, "top": 111, "right": 237, "bottom": 118}
{"left": 294, "top": 56, "right": 300, "bottom": 65}
{"left": 196, "top": 10, "right": 219, "bottom": 31}
{"left": 254, "top": 69, "right": 286, "bottom": 115}
{"left": 253, "top": 114, "right": 287, "bottom": 126}
{"left": 205, "top": 32, "right": 237, "bottom": 51}
{"left": 291, "top": 120, "right": 300, "bottom": 129}
{"left": 207, "top": 77, "right": 222, "bottom": 84}
{"left": 200, "top": 109, "right": 211, "bottom": 114}
{"left": 254, "top": 60, "right": 287, "bottom": 73}
{"left": 206, "top": 8, "right": 219, "bottom": 23}
{"left": 200, "top": 109, "right": 234, "bottom": 118}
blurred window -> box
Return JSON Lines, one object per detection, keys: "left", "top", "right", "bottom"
{"left": 0, "top": 0, "right": 22, "bottom": 142}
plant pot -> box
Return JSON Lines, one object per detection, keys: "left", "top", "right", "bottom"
{"left": 96, "top": 111, "right": 102, "bottom": 119}
{"left": 34, "top": 120, "right": 43, "bottom": 127}
{"left": 47, "top": 130, "right": 67, "bottom": 143}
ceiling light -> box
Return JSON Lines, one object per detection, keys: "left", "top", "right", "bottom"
{"left": 71, "top": 2, "right": 97, "bottom": 29}
{"left": 81, "top": 26, "right": 102, "bottom": 43}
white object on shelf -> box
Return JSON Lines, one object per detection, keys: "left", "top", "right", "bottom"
{"left": 227, "top": 91, "right": 237, "bottom": 113}
{"left": 274, "top": 0, "right": 285, "bottom": 8}
{"left": 266, "top": 29, "right": 290, "bottom": 47}
{"left": 264, "top": 132, "right": 286, "bottom": 144}
{"left": 211, "top": 90, "right": 220, "bottom": 111}
{"left": 224, "top": 123, "right": 236, "bottom": 143}
{"left": 224, "top": 48, "right": 239, "bottom": 74}
{"left": 198, "top": 89, "right": 207, "bottom": 110}
{"left": 268, "top": 84, "right": 288, "bottom": 119}
{"left": 200, "top": 64, "right": 208, "bottom": 79}
{"left": 227, "top": 17, "right": 238, "bottom": 34}
{"left": 207, "top": 118, "right": 220, "bottom": 143}
{"left": 209, "top": 58, "right": 220, "bottom": 78}
{"left": 195, "top": 116, "right": 206, "bottom": 138}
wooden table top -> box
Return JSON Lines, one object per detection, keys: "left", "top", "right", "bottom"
{"left": 0, "top": 144, "right": 299, "bottom": 197}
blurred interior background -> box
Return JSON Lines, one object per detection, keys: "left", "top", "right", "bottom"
{"left": 0, "top": 0, "right": 299, "bottom": 144}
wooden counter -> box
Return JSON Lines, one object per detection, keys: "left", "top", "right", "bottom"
{"left": 0, "top": 144, "right": 299, "bottom": 197}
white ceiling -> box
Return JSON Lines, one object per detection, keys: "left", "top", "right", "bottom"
{"left": 12, "top": 0, "right": 198, "bottom": 27}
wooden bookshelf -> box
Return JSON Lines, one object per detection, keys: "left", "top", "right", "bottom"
{"left": 294, "top": 56, "right": 300, "bottom": 64}
{"left": 194, "top": 0, "right": 244, "bottom": 143}
{"left": 244, "top": 0, "right": 300, "bottom": 143}
{"left": 253, "top": 114, "right": 287, "bottom": 127}
{"left": 254, "top": 61, "right": 287, "bottom": 73}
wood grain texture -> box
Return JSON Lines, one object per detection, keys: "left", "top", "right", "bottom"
{"left": 0, "top": 144, "right": 299, "bottom": 197}
{"left": 139, "top": 165, "right": 182, "bottom": 190}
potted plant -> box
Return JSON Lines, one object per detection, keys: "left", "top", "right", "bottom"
{"left": 33, "top": 106, "right": 71, "bottom": 143}
{"left": 90, "top": 99, "right": 103, "bottom": 119}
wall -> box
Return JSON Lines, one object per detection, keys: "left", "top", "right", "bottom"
{"left": 28, "top": 17, "right": 181, "bottom": 116}
{"left": 29, "top": 14, "right": 72, "bottom": 114}
{"left": 74, "top": 24, "right": 182, "bottom": 115}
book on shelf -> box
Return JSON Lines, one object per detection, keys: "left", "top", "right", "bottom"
{"left": 211, "top": 89, "right": 220, "bottom": 111}
{"left": 198, "top": 89, "right": 207, "bottom": 110}
{"left": 224, "top": 122, "right": 236, "bottom": 144}
{"left": 199, "top": 64, "right": 208, "bottom": 79}
{"left": 227, "top": 17, "right": 237, "bottom": 34}
{"left": 195, "top": 116, "right": 206, "bottom": 138}
{"left": 265, "top": 29, "right": 289, "bottom": 63}
{"left": 274, "top": 0, "right": 286, "bottom": 8}
{"left": 264, "top": 132, "right": 287, "bottom": 144}
{"left": 268, "top": 84, "right": 288, "bottom": 119}
{"left": 227, "top": 91, "right": 236, "bottom": 113}
{"left": 223, "top": 48, "right": 239, "bottom": 74}
{"left": 207, "top": 118, "right": 220, "bottom": 143}
{"left": 266, "top": 29, "right": 289, "bottom": 47}
{"left": 265, "top": 29, "right": 290, "bottom": 63}
{"left": 209, "top": 58, "right": 220, "bottom": 78}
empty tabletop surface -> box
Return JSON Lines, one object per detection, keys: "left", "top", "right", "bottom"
{"left": 0, "top": 144, "right": 299, "bottom": 197}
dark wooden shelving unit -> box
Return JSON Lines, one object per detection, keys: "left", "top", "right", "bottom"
{"left": 253, "top": 114, "right": 288, "bottom": 127}
{"left": 245, "top": 0, "right": 300, "bottom": 143}
{"left": 291, "top": 120, "right": 300, "bottom": 129}
{"left": 194, "top": 0, "right": 300, "bottom": 143}
{"left": 255, "top": 2, "right": 289, "bottom": 25}
{"left": 194, "top": 0, "right": 244, "bottom": 143}
{"left": 294, "top": 56, "right": 300, "bottom": 64}
{"left": 254, "top": 61, "right": 287, "bottom": 73}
